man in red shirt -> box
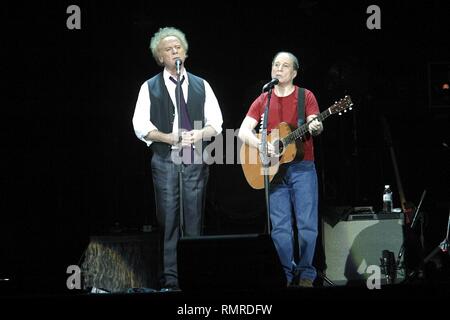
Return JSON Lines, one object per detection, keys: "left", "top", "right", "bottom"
{"left": 238, "top": 52, "right": 323, "bottom": 287}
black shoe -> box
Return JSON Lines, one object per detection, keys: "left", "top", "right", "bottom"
{"left": 160, "top": 284, "right": 180, "bottom": 292}
{"left": 160, "top": 287, "right": 180, "bottom": 292}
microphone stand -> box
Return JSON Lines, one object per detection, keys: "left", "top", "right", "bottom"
{"left": 408, "top": 210, "right": 450, "bottom": 279}
{"left": 261, "top": 86, "right": 274, "bottom": 234}
{"left": 175, "top": 67, "right": 185, "bottom": 238}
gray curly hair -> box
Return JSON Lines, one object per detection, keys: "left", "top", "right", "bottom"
{"left": 150, "top": 27, "right": 189, "bottom": 66}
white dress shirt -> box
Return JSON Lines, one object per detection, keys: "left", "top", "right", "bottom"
{"left": 132, "top": 68, "right": 223, "bottom": 146}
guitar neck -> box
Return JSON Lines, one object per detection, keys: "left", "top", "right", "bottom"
{"left": 283, "top": 108, "right": 332, "bottom": 145}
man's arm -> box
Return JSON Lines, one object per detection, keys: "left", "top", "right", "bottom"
{"left": 238, "top": 116, "right": 276, "bottom": 155}
{"left": 182, "top": 126, "right": 217, "bottom": 146}
{"left": 145, "top": 130, "right": 178, "bottom": 145}
{"left": 238, "top": 116, "right": 260, "bottom": 148}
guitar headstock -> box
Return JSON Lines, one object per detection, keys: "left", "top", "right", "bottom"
{"left": 329, "top": 95, "right": 353, "bottom": 115}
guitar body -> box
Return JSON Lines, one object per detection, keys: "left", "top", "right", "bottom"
{"left": 240, "top": 122, "right": 304, "bottom": 189}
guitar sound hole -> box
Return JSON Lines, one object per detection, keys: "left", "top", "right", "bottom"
{"left": 273, "top": 140, "right": 284, "bottom": 156}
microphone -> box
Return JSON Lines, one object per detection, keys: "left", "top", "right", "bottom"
{"left": 175, "top": 58, "right": 182, "bottom": 76}
{"left": 380, "top": 250, "right": 396, "bottom": 284}
{"left": 262, "top": 78, "right": 279, "bottom": 92}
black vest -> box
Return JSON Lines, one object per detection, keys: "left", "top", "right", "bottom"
{"left": 147, "top": 72, "right": 206, "bottom": 156}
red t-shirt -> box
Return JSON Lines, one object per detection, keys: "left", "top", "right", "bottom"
{"left": 246, "top": 86, "right": 320, "bottom": 161}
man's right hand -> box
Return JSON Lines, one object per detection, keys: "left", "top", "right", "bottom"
{"left": 258, "top": 141, "right": 276, "bottom": 157}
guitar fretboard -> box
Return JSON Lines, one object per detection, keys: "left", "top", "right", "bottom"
{"left": 282, "top": 108, "right": 332, "bottom": 146}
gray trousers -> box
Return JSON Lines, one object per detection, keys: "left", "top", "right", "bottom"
{"left": 151, "top": 152, "right": 209, "bottom": 288}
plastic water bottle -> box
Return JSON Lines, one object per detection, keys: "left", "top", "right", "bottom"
{"left": 383, "top": 185, "right": 393, "bottom": 213}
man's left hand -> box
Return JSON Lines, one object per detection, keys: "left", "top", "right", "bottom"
{"left": 181, "top": 130, "right": 203, "bottom": 146}
{"left": 308, "top": 117, "right": 323, "bottom": 136}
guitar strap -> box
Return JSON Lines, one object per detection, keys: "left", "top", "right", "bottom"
{"left": 297, "top": 87, "right": 305, "bottom": 127}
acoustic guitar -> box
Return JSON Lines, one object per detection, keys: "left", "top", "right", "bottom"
{"left": 240, "top": 95, "right": 353, "bottom": 189}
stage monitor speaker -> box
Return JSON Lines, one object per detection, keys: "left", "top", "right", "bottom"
{"left": 177, "top": 233, "right": 285, "bottom": 291}
{"left": 322, "top": 213, "right": 405, "bottom": 285}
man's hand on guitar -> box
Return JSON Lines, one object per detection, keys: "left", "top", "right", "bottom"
{"left": 307, "top": 116, "right": 323, "bottom": 136}
{"left": 258, "top": 141, "right": 277, "bottom": 157}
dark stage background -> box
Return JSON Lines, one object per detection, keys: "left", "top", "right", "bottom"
{"left": 2, "top": 1, "right": 449, "bottom": 292}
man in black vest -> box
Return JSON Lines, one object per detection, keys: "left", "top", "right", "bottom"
{"left": 132, "top": 27, "right": 223, "bottom": 290}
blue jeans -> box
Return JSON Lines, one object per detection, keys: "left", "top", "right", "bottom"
{"left": 269, "top": 160, "right": 318, "bottom": 283}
